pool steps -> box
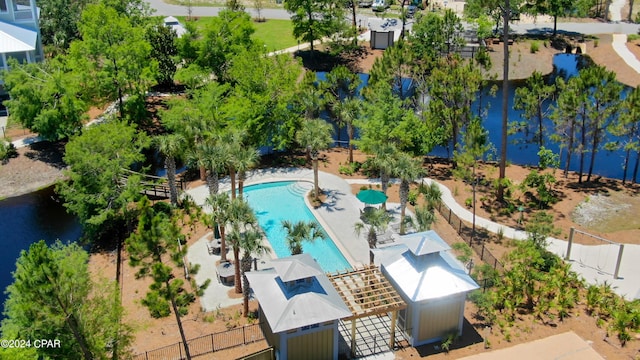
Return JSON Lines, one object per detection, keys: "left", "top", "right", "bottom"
{"left": 286, "top": 181, "right": 313, "bottom": 197}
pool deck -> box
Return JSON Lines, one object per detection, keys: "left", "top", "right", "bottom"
{"left": 186, "top": 168, "right": 394, "bottom": 311}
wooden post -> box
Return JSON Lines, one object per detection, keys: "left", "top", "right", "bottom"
{"left": 565, "top": 227, "right": 575, "bottom": 260}
{"left": 614, "top": 244, "right": 625, "bottom": 279}
{"left": 351, "top": 319, "right": 357, "bottom": 358}
{"left": 389, "top": 311, "right": 397, "bottom": 350}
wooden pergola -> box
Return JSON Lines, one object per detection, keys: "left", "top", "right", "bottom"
{"left": 328, "top": 265, "right": 406, "bottom": 357}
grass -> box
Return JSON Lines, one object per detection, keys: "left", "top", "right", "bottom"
{"left": 174, "top": 17, "right": 296, "bottom": 51}
{"left": 252, "top": 19, "right": 297, "bottom": 51}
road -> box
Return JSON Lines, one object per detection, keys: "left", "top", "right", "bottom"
{"left": 146, "top": 0, "right": 640, "bottom": 35}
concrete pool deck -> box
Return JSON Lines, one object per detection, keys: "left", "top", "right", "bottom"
{"left": 185, "top": 168, "right": 387, "bottom": 311}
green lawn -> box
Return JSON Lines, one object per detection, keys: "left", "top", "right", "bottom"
{"left": 173, "top": 17, "right": 296, "bottom": 51}
{"left": 252, "top": 19, "right": 297, "bottom": 51}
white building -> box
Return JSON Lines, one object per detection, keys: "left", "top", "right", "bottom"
{"left": 0, "top": 0, "right": 43, "bottom": 73}
{"left": 373, "top": 230, "right": 479, "bottom": 346}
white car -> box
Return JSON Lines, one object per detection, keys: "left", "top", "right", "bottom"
{"left": 372, "top": 0, "right": 389, "bottom": 11}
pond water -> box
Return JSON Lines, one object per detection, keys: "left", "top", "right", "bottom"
{"left": 0, "top": 187, "right": 82, "bottom": 316}
{"left": 319, "top": 53, "right": 633, "bottom": 180}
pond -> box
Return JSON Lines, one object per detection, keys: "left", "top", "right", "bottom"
{"left": 319, "top": 53, "right": 634, "bottom": 180}
{"left": 0, "top": 187, "right": 82, "bottom": 316}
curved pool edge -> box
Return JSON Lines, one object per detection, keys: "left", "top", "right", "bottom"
{"left": 241, "top": 178, "right": 359, "bottom": 271}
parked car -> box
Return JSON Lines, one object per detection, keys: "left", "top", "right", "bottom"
{"left": 358, "top": 0, "right": 373, "bottom": 7}
{"left": 372, "top": 0, "right": 389, "bottom": 11}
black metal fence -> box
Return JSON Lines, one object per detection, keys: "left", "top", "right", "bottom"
{"left": 435, "top": 201, "right": 504, "bottom": 273}
{"left": 133, "top": 323, "right": 265, "bottom": 360}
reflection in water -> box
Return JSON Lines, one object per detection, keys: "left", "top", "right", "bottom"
{"left": 0, "top": 187, "right": 82, "bottom": 314}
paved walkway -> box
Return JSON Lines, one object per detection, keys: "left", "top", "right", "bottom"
{"left": 458, "top": 331, "right": 603, "bottom": 360}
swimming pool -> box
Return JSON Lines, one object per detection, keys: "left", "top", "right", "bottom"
{"left": 243, "top": 181, "right": 352, "bottom": 273}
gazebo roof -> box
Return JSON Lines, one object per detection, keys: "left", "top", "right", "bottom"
{"left": 401, "top": 230, "right": 451, "bottom": 256}
{"left": 272, "top": 256, "right": 324, "bottom": 282}
{"left": 377, "top": 243, "right": 479, "bottom": 302}
{"left": 246, "top": 254, "right": 351, "bottom": 333}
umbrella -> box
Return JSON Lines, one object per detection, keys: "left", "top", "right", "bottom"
{"left": 356, "top": 189, "right": 387, "bottom": 205}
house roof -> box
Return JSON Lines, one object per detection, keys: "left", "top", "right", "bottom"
{"left": 376, "top": 231, "right": 479, "bottom": 302}
{"left": 163, "top": 16, "right": 186, "bottom": 38}
{"left": 401, "top": 230, "right": 451, "bottom": 256}
{"left": 0, "top": 21, "right": 38, "bottom": 53}
{"left": 246, "top": 254, "right": 351, "bottom": 333}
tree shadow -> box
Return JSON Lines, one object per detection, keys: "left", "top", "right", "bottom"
{"left": 23, "top": 141, "right": 67, "bottom": 169}
{"left": 295, "top": 45, "right": 370, "bottom": 73}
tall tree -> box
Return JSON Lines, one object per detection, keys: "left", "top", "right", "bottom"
{"left": 354, "top": 208, "right": 392, "bottom": 264}
{"left": 195, "top": 141, "right": 228, "bottom": 197}
{"left": 57, "top": 120, "right": 149, "bottom": 239}
{"left": 197, "top": 8, "right": 257, "bottom": 82}
{"left": 3, "top": 57, "right": 87, "bottom": 141}
{"left": 371, "top": 142, "right": 398, "bottom": 210}
{"left": 393, "top": 152, "right": 424, "bottom": 235}
{"left": 227, "top": 198, "right": 258, "bottom": 294}
{"left": 322, "top": 65, "right": 362, "bottom": 143}
{"left": 284, "top": 0, "right": 346, "bottom": 53}
{"left": 609, "top": 86, "right": 640, "bottom": 184}
{"left": 296, "top": 119, "right": 334, "bottom": 201}
{"left": 154, "top": 133, "right": 186, "bottom": 207}
{"left": 37, "top": 0, "right": 90, "bottom": 53}
{"left": 206, "top": 193, "right": 232, "bottom": 262}
{"left": 69, "top": 3, "right": 157, "bottom": 119}
{"left": 234, "top": 146, "right": 259, "bottom": 199}
{"left": 520, "top": 0, "right": 574, "bottom": 36}
{"left": 427, "top": 55, "right": 484, "bottom": 161}
{"left": 126, "top": 198, "right": 206, "bottom": 360}
{"left": 227, "top": 50, "right": 303, "bottom": 149}
{"left": 581, "top": 66, "right": 622, "bottom": 182}
{"left": 513, "top": 71, "right": 555, "bottom": 148}
{"left": 282, "top": 220, "right": 326, "bottom": 255}
{"left": 408, "top": 9, "right": 465, "bottom": 70}
{"left": 454, "top": 118, "right": 491, "bottom": 241}
{"left": 1, "top": 241, "right": 131, "bottom": 360}
{"left": 550, "top": 76, "right": 580, "bottom": 178}
{"left": 334, "top": 97, "right": 362, "bottom": 163}
{"left": 146, "top": 23, "right": 179, "bottom": 88}
{"left": 238, "top": 227, "right": 269, "bottom": 317}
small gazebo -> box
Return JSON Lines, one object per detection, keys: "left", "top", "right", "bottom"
{"left": 246, "top": 254, "right": 351, "bottom": 360}
{"left": 373, "top": 230, "right": 479, "bottom": 346}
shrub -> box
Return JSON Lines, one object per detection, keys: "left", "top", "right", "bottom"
{"left": 628, "top": 34, "right": 640, "bottom": 41}
{"left": 530, "top": 41, "right": 540, "bottom": 53}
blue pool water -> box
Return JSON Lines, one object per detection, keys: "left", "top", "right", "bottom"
{"left": 243, "top": 181, "right": 351, "bottom": 273}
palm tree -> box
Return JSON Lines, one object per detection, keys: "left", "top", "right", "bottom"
{"left": 227, "top": 198, "right": 257, "bottom": 294}
{"left": 414, "top": 204, "right": 437, "bottom": 231}
{"left": 154, "top": 134, "right": 185, "bottom": 207}
{"left": 335, "top": 98, "right": 362, "bottom": 164}
{"left": 371, "top": 142, "right": 398, "bottom": 210}
{"left": 281, "top": 220, "right": 325, "bottom": 255}
{"left": 421, "top": 181, "right": 442, "bottom": 211}
{"left": 195, "top": 141, "right": 227, "bottom": 197}
{"left": 235, "top": 146, "right": 259, "bottom": 199}
{"left": 205, "top": 193, "right": 231, "bottom": 262}
{"left": 393, "top": 152, "right": 424, "bottom": 235}
{"left": 354, "top": 208, "right": 391, "bottom": 264}
{"left": 296, "top": 119, "right": 334, "bottom": 201}
{"left": 239, "top": 228, "right": 269, "bottom": 317}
